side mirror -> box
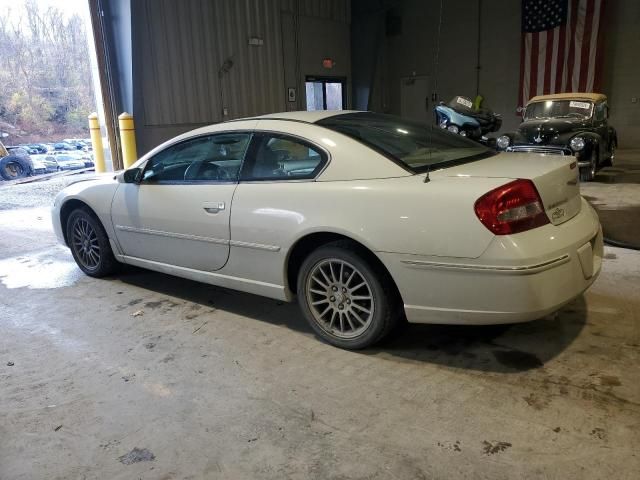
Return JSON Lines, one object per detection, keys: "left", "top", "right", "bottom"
{"left": 122, "top": 167, "right": 142, "bottom": 184}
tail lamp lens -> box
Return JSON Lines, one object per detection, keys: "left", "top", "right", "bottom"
{"left": 474, "top": 179, "right": 550, "bottom": 235}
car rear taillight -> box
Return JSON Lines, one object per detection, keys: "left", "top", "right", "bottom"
{"left": 474, "top": 179, "right": 550, "bottom": 235}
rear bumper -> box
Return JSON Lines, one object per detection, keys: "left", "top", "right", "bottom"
{"left": 379, "top": 198, "right": 603, "bottom": 325}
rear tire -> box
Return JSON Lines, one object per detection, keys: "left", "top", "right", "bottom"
{"left": 579, "top": 150, "right": 598, "bottom": 182}
{"left": 66, "top": 208, "right": 118, "bottom": 277}
{"left": 297, "top": 241, "right": 400, "bottom": 350}
{"left": 0, "top": 156, "right": 29, "bottom": 180}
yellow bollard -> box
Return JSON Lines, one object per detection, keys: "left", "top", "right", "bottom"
{"left": 118, "top": 112, "right": 138, "bottom": 169}
{"left": 88, "top": 113, "right": 106, "bottom": 173}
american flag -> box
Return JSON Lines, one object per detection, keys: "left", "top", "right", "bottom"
{"left": 518, "top": 0, "right": 605, "bottom": 110}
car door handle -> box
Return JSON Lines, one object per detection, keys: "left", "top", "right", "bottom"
{"left": 203, "top": 201, "right": 225, "bottom": 214}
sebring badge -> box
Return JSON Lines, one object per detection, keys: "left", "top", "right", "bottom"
{"left": 534, "top": 132, "right": 543, "bottom": 143}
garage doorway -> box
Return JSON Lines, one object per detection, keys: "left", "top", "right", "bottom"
{"left": 305, "top": 76, "right": 346, "bottom": 111}
{"left": 400, "top": 75, "right": 430, "bottom": 124}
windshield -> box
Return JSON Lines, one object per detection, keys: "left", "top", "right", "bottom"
{"left": 317, "top": 112, "right": 494, "bottom": 173}
{"left": 524, "top": 100, "right": 593, "bottom": 120}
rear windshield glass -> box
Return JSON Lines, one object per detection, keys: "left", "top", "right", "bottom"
{"left": 317, "top": 112, "right": 495, "bottom": 173}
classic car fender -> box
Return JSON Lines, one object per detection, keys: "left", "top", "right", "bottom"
{"left": 571, "top": 131, "right": 601, "bottom": 165}
{"left": 608, "top": 127, "right": 617, "bottom": 148}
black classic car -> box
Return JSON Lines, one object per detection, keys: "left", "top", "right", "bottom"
{"left": 496, "top": 93, "right": 617, "bottom": 181}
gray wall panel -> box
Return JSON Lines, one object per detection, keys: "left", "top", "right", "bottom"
{"left": 128, "top": 0, "right": 351, "bottom": 153}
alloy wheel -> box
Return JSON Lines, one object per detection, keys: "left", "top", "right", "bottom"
{"left": 71, "top": 217, "right": 101, "bottom": 270}
{"left": 305, "top": 258, "right": 375, "bottom": 339}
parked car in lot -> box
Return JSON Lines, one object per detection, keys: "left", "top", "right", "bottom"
{"left": 39, "top": 155, "right": 61, "bottom": 173}
{"left": 51, "top": 150, "right": 93, "bottom": 168}
{"left": 63, "top": 139, "right": 88, "bottom": 151}
{"left": 29, "top": 143, "right": 50, "bottom": 154}
{"left": 53, "top": 154, "right": 86, "bottom": 171}
{"left": 52, "top": 111, "right": 603, "bottom": 349}
{"left": 18, "top": 145, "right": 39, "bottom": 155}
{"left": 496, "top": 93, "right": 617, "bottom": 182}
{"left": 0, "top": 142, "right": 34, "bottom": 180}
{"left": 54, "top": 142, "right": 75, "bottom": 151}
{"left": 31, "top": 158, "right": 48, "bottom": 175}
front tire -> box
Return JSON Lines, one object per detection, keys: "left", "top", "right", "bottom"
{"left": 297, "top": 242, "right": 400, "bottom": 349}
{"left": 66, "top": 208, "right": 117, "bottom": 277}
{"left": 579, "top": 150, "right": 598, "bottom": 182}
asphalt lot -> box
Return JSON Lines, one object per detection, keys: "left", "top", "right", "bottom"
{"left": 0, "top": 158, "right": 638, "bottom": 479}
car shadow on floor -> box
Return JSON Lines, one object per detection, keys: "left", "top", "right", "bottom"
{"left": 116, "top": 266, "right": 587, "bottom": 374}
{"left": 367, "top": 296, "right": 587, "bottom": 373}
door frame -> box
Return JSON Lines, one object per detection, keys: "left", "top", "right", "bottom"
{"left": 400, "top": 75, "right": 430, "bottom": 122}
{"left": 305, "top": 75, "right": 347, "bottom": 110}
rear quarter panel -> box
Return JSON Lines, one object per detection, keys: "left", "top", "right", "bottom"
{"left": 227, "top": 175, "right": 505, "bottom": 290}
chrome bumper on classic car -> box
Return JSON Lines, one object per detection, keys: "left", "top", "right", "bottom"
{"left": 506, "top": 145, "right": 593, "bottom": 167}
{"left": 506, "top": 145, "right": 572, "bottom": 156}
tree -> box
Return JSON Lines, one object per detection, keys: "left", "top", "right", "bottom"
{"left": 0, "top": 0, "right": 94, "bottom": 143}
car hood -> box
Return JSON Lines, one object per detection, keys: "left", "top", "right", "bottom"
{"left": 516, "top": 117, "right": 589, "bottom": 143}
{"left": 64, "top": 172, "right": 118, "bottom": 187}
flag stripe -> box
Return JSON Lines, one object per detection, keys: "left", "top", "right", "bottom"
{"left": 567, "top": 0, "right": 580, "bottom": 91}
{"left": 537, "top": 31, "right": 546, "bottom": 95}
{"left": 544, "top": 28, "right": 555, "bottom": 94}
{"left": 519, "top": 33, "right": 527, "bottom": 108}
{"left": 585, "top": 0, "right": 601, "bottom": 92}
{"left": 561, "top": 0, "right": 573, "bottom": 91}
{"left": 556, "top": 7, "right": 567, "bottom": 92}
{"left": 579, "top": 0, "right": 595, "bottom": 91}
{"left": 530, "top": 32, "right": 539, "bottom": 99}
{"left": 523, "top": 33, "right": 532, "bottom": 106}
{"left": 593, "top": 0, "right": 606, "bottom": 91}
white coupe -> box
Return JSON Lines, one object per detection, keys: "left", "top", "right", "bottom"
{"left": 52, "top": 111, "right": 603, "bottom": 349}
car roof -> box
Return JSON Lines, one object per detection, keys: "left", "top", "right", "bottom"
{"left": 528, "top": 92, "right": 606, "bottom": 104}
{"left": 241, "top": 110, "right": 362, "bottom": 124}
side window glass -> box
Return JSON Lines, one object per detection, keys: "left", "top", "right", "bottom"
{"left": 244, "top": 134, "right": 326, "bottom": 181}
{"left": 594, "top": 103, "right": 605, "bottom": 122}
{"left": 143, "top": 133, "right": 250, "bottom": 183}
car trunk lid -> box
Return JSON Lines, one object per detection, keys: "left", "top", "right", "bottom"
{"left": 439, "top": 152, "right": 581, "bottom": 226}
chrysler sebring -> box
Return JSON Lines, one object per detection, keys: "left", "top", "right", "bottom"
{"left": 52, "top": 111, "right": 603, "bottom": 349}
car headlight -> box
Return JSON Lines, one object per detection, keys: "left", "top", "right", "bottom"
{"left": 497, "top": 135, "right": 511, "bottom": 149}
{"left": 570, "top": 136, "right": 585, "bottom": 151}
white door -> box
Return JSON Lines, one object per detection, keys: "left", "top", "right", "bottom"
{"left": 111, "top": 132, "right": 251, "bottom": 272}
{"left": 400, "top": 76, "right": 430, "bottom": 124}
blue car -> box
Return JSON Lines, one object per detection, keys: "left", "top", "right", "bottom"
{"left": 434, "top": 96, "right": 501, "bottom": 143}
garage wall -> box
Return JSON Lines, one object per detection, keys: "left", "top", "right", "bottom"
{"left": 116, "top": 0, "right": 350, "bottom": 154}
{"left": 602, "top": 1, "right": 640, "bottom": 148}
{"left": 366, "top": 0, "right": 640, "bottom": 147}
{"left": 101, "top": 0, "right": 133, "bottom": 115}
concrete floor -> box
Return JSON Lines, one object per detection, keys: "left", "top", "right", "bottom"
{"left": 1, "top": 162, "right": 639, "bottom": 479}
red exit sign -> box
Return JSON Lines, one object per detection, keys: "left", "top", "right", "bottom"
{"left": 322, "top": 58, "right": 334, "bottom": 69}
